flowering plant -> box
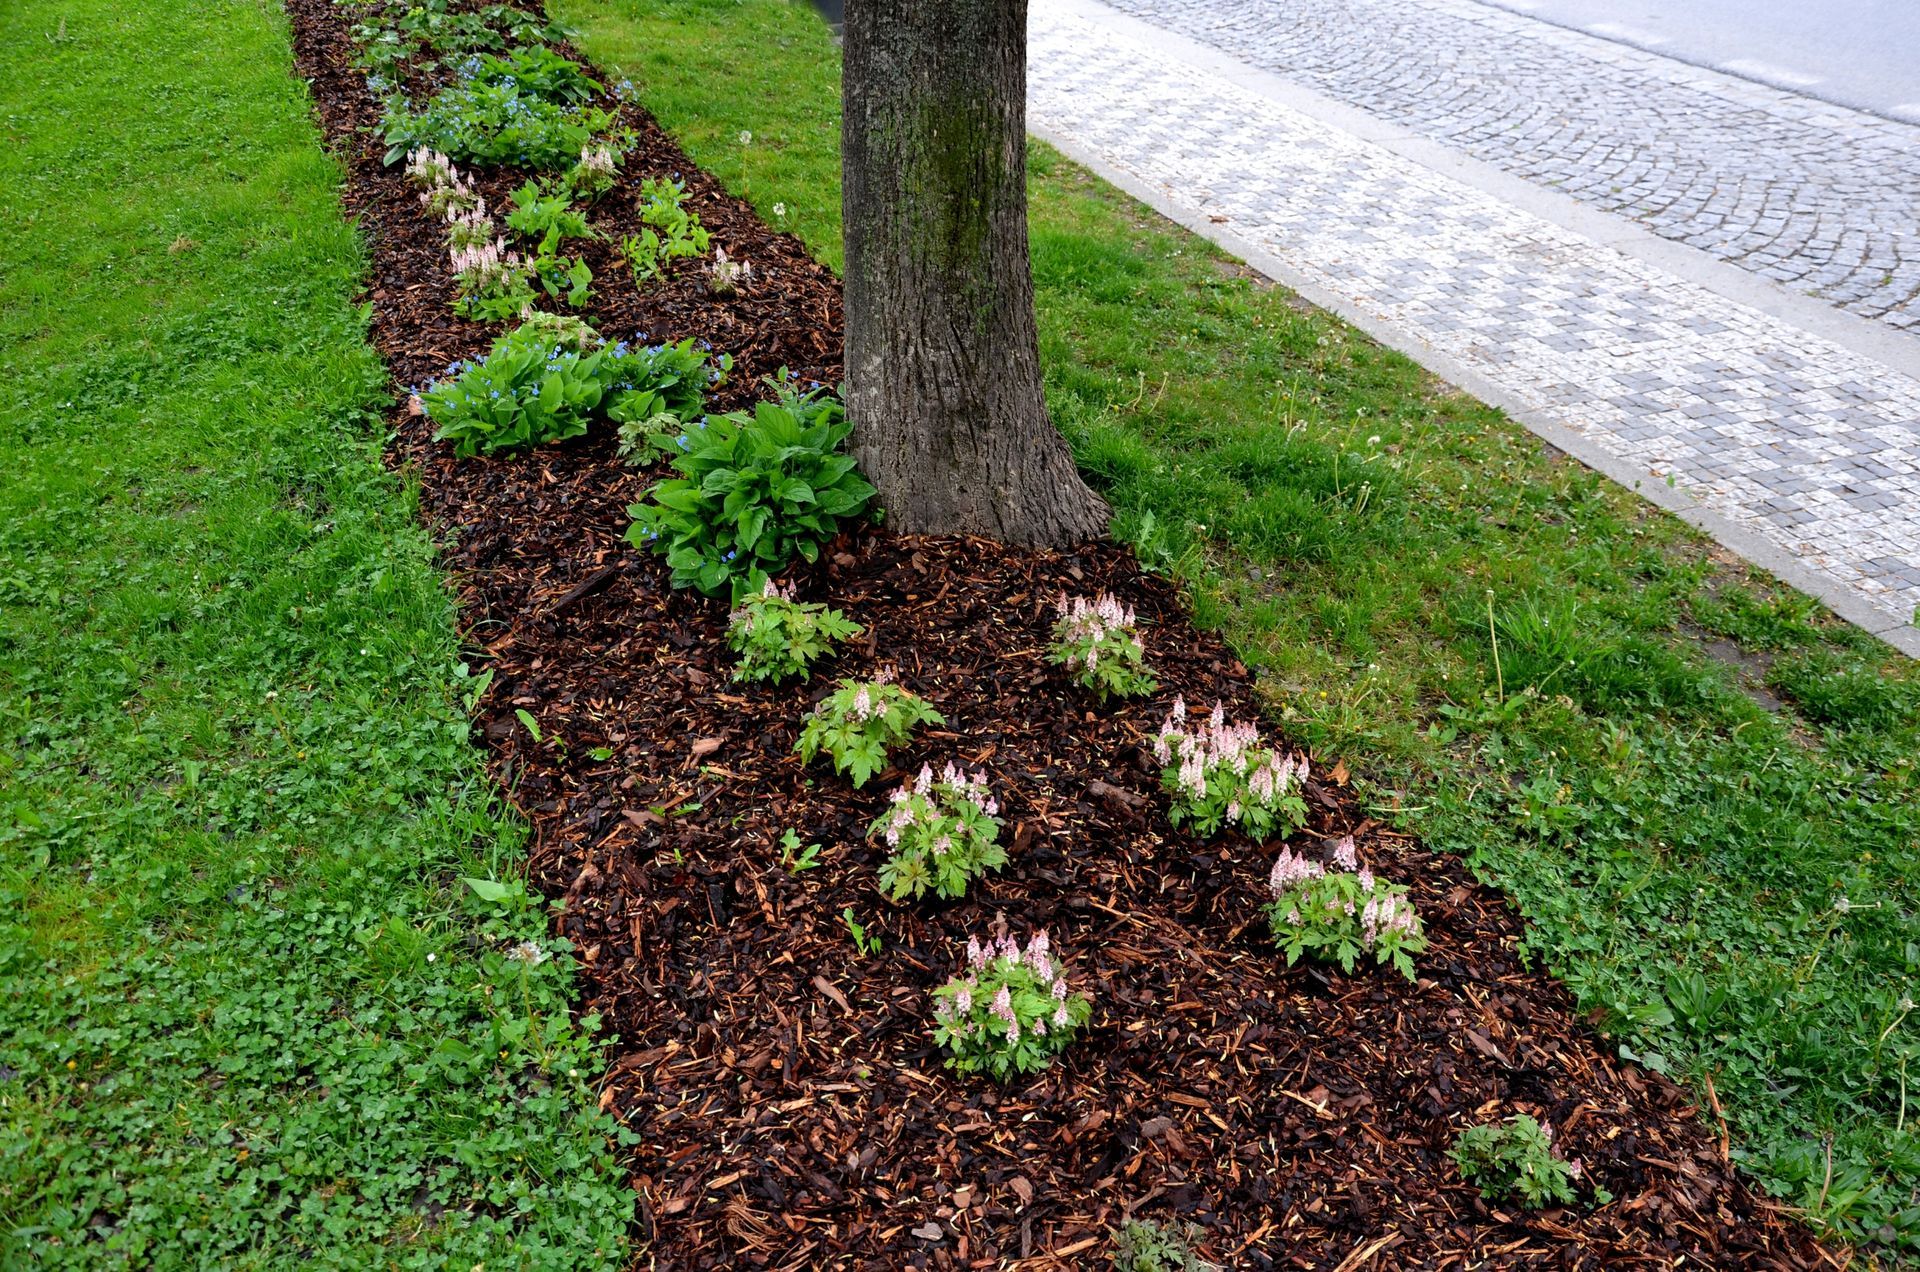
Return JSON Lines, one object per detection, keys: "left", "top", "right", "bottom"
{"left": 408, "top": 147, "right": 482, "bottom": 219}
{"left": 1451, "top": 1115, "right": 1609, "bottom": 1209}
{"left": 1154, "top": 699, "right": 1309, "bottom": 840}
{"left": 793, "top": 673, "right": 942, "bottom": 788}
{"left": 420, "top": 321, "right": 718, "bottom": 457}
{"left": 871, "top": 763, "right": 1006, "bottom": 901}
{"left": 445, "top": 201, "right": 496, "bottom": 251}
{"left": 709, "top": 246, "right": 752, "bottom": 297}
{"left": 725, "top": 579, "right": 861, "bottom": 684}
{"left": 449, "top": 236, "right": 537, "bottom": 322}
{"left": 932, "top": 930, "right": 1092, "bottom": 1079}
{"left": 403, "top": 145, "right": 457, "bottom": 189}
{"left": 1265, "top": 836, "right": 1426, "bottom": 980}
{"left": 1049, "top": 592, "right": 1156, "bottom": 702}
{"left": 562, "top": 143, "right": 621, "bottom": 203}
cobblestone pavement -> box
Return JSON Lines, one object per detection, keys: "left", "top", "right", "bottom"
{"left": 1028, "top": 0, "right": 1920, "bottom": 636}
{"left": 1097, "top": 0, "right": 1920, "bottom": 333}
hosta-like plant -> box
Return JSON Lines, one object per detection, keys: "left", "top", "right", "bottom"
{"left": 793, "top": 674, "right": 941, "bottom": 788}
{"left": 1050, "top": 592, "right": 1157, "bottom": 702}
{"left": 871, "top": 763, "right": 1006, "bottom": 901}
{"left": 381, "top": 51, "right": 616, "bottom": 170}
{"left": 420, "top": 320, "right": 720, "bottom": 457}
{"left": 624, "top": 395, "right": 875, "bottom": 597}
{"left": 1265, "top": 836, "right": 1427, "bottom": 980}
{"left": 470, "top": 46, "right": 601, "bottom": 103}
{"left": 932, "top": 930, "right": 1093, "bottom": 1080}
{"left": 1153, "top": 698, "right": 1309, "bottom": 840}
{"left": 1452, "top": 1116, "right": 1609, "bottom": 1209}
{"left": 726, "top": 579, "right": 861, "bottom": 684}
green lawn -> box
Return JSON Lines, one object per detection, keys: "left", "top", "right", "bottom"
{"left": 0, "top": 0, "right": 630, "bottom": 1264}
{"left": 558, "top": 0, "right": 1920, "bottom": 1252}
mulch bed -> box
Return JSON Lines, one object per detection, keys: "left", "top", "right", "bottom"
{"left": 283, "top": 3, "right": 1836, "bottom": 1267}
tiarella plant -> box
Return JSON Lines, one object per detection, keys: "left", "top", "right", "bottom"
{"left": 562, "top": 143, "right": 621, "bottom": 203}
{"left": 419, "top": 321, "right": 719, "bottom": 457}
{"left": 1050, "top": 592, "right": 1157, "bottom": 702}
{"left": 444, "top": 202, "right": 496, "bottom": 251}
{"left": 448, "top": 237, "right": 536, "bottom": 322}
{"left": 624, "top": 393, "right": 875, "bottom": 597}
{"left": 793, "top": 673, "right": 942, "bottom": 788}
{"left": 1451, "top": 1116, "right": 1610, "bottom": 1209}
{"left": 403, "top": 145, "right": 457, "bottom": 189}
{"left": 870, "top": 763, "right": 1006, "bottom": 901}
{"left": 1153, "top": 698, "right": 1309, "bottom": 840}
{"left": 1265, "top": 836, "right": 1427, "bottom": 980}
{"left": 725, "top": 579, "right": 861, "bottom": 684}
{"left": 932, "top": 931, "right": 1093, "bottom": 1080}
{"left": 709, "top": 246, "right": 752, "bottom": 297}
{"left": 1110, "top": 1219, "right": 1219, "bottom": 1272}
{"left": 623, "top": 176, "right": 711, "bottom": 283}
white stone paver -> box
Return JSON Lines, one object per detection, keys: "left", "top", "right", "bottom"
{"left": 1098, "top": 0, "right": 1920, "bottom": 333}
{"left": 1027, "top": 0, "right": 1920, "bottom": 634}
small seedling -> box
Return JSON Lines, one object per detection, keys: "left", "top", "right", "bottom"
{"left": 842, "top": 908, "right": 880, "bottom": 957}
{"left": 779, "top": 828, "right": 822, "bottom": 874}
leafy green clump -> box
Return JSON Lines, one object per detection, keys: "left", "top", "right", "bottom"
{"left": 932, "top": 931, "right": 1093, "bottom": 1080}
{"left": 1452, "top": 1115, "right": 1611, "bottom": 1209}
{"left": 421, "top": 320, "right": 721, "bottom": 457}
{"left": 1110, "top": 1218, "right": 1219, "bottom": 1272}
{"left": 624, "top": 388, "right": 874, "bottom": 596}
{"left": 623, "top": 176, "right": 711, "bottom": 283}
{"left": 381, "top": 50, "right": 615, "bottom": 170}
{"left": 506, "top": 179, "right": 594, "bottom": 252}
{"left": 870, "top": 763, "right": 1006, "bottom": 901}
{"left": 725, "top": 579, "right": 861, "bottom": 684}
{"left": 794, "top": 676, "right": 941, "bottom": 788}
{"left": 348, "top": 1, "right": 567, "bottom": 77}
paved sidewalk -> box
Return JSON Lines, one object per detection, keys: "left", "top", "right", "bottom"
{"left": 1100, "top": 0, "right": 1920, "bottom": 333}
{"left": 1027, "top": 0, "right": 1920, "bottom": 653}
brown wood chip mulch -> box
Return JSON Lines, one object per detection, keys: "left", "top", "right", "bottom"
{"left": 282, "top": 2, "right": 1838, "bottom": 1266}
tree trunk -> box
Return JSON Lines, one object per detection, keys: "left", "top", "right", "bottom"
{"left": 842, "top": 0, "right": 1110, "bottom": 547}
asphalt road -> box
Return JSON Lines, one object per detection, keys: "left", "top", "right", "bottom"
{"left": 1475, "top": 0, "right": 1920, "bottom": 121}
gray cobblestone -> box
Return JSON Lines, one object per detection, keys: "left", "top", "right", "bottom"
{"left": 1028, "top": 0, "right": 1920, "bottom": 632}
{"left": 1097, "top": 0, "right": 1920, "bottom": 331}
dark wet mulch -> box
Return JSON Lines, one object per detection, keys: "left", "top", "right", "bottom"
{"left": 283, "top": 2, "right": 1836, "bottom": 1266}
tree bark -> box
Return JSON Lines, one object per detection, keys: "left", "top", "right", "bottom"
{"left": 842, "top": 0, "right": 1110, "bottom": 547}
